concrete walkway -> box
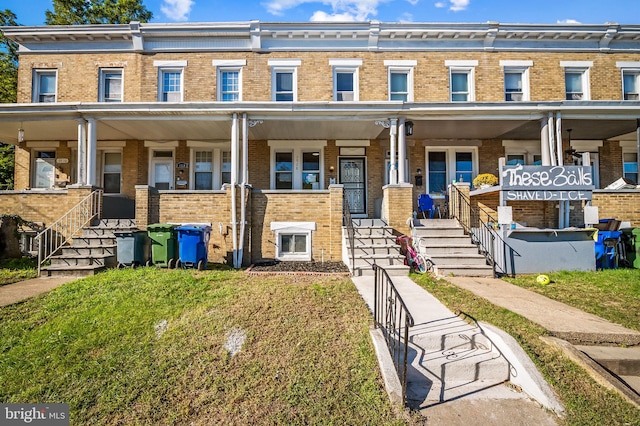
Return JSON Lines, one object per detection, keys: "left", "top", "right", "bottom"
{"left": 352, "top": 274, "right": 561, "bottom": 425}
{"left": 446, "top": 276, "right": 640, "bottom": 346}
{"left": 0, "top": 277, "right": 75, "bottom": 307}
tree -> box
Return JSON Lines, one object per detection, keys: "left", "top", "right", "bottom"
{"left": 0, "top": 9, "right": 18, "bottom": 104}
{"left": 46, "top": 0, "right": 153, "bottom": 25}
{"left": 0, "top": 143, "right": 14, "bottom": 190}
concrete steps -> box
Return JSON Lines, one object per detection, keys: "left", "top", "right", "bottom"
{"left": 346, "top": 218, "right": 410, "bottom": 277}
{"left": 41, "top": 219, "right": 137, "bottom": 277}
{"left": 411, "top": 218, "right": 494, "bottom": 277}
{"left": 575, "top": 345, "right": 640, "bottom": 398}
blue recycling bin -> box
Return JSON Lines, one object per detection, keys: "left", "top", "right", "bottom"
{"left": 176, "top": 225, "right": 211, "bottom": 270}
{"left": 595, "top": 230, "right": 622, "bottom": 270}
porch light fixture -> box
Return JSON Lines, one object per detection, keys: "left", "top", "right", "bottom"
{"left": 416, "top": 168, "right": 422, "bottom": 175}
{"left": 17, "top": 126, "right": 24, "bottom": 143}
{"left": 405, "top": 121, "right": 414, "bottom": 136}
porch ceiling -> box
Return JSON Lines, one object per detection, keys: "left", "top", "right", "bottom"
{"left": 0, "top": 111, "right": 637, "bottom": 145}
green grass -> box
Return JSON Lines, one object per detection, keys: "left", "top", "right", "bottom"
{"left": 503, "top": 269, "right": 640, "bottom": 332}
{"left": 0, "top": 257, "right": 38, "bottom": 286}
{"left": 0, "top": 268, "right": 404, "bottom": 425}
{"left": 411, "top": 272, "right": 640, "bottom": 426}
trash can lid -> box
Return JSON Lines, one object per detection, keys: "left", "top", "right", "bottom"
{"left": 176, "top": 225, "right": 207, "bottom": 231}
{"left": 147, "top": 223, "right": 177, "bottom": 231}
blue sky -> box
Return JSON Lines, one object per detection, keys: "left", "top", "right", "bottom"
{"left": 3, "top": 0, "right": 639, "bottom": 26}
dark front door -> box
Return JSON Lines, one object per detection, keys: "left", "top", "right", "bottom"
{"left": 340, "top": 157, "right": 366, "bottom": 215}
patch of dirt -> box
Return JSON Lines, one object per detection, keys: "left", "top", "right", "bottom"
{"left": 247, "top": 260, "right": 350, "bottom": 274}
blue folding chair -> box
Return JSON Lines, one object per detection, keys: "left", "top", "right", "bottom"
{"left": 418, "top": 193, "right": 441, "bottom": 219}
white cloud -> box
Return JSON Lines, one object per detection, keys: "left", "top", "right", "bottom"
{"left": 265, "top": 0, "right": 388, "bottom": 21}
{"left": 434, "top": 1, "right": 446, "bottom": 7}
{"left": 161, "top": 0, "right": 195, "bottom": 21}
{"left": 398, "top": 12, "right": 414, "bottom": 22}
{"left": 310, "top": 10, "right": 357, "bottom": 21}
{"left": 557, "top": 19, "right": 581, "bottom": 24}
{"left": 406, "top": 0, "right": 419, "bottom": 5}
{"left": 449, "top": 0, "right": 470, "bottom": 11}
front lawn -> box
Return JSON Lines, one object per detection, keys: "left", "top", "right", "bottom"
{"left": 0, "top": 268, "right": 404, "bottom": 425}
{"left": 0, "top": 257, "right": 38, "bottom": 287}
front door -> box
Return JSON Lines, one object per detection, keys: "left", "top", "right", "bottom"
{"left": 150, "top": 150, "right": 174, "bottom": 190}
{"left": 340, "top": 157, "right": 366, "bottom": 215}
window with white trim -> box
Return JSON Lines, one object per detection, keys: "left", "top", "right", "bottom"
{"left": 33, "top": 70, "right": 57, "bottom": 103}
{"left": 384, "top": 60, "right": 416, "bottom": 102}
{"left": 425, "top": 147, "right": 478, "bottom": 195}
{"left": 623, "top": 152, "right": 638, "bottom": 184}
{"left": 504, "top": 69, "right": 526, "bottom": 101}
{"left": 189, "top": 146, "right": 232, "bottom": 190}
{"left": 160, "top": 69, "right": 183, "bottom": 102}
{"left": 503, "top": 141, "right": 542, "bottom": 167}
{"left": 219, "top": 69, "right": 241, "bottom": 101}
{"left": 622, "top": 70, "right": 640, "bottom": 100}
{"left": 446, "top": 60, "right": 477, "bottom": 102}
{"left": 99, "top": 68, "right": 123, "bottom": 102}
{"left": 271, "top": 222, "right": 315, "bottom": 261}
{"left": 269, "top": 141, "right": 326, "bottom": 190}
{"left": 560, "top": 61, "right": 592, "bottom": 101}
{"left": 268, "top": 59, "right": 300, "bottom": 102}
{"left": 330, "top": 59, "right": 362, "bottom": 101}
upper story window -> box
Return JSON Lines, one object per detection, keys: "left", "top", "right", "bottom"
{"left": 561, "top": 61, "right": 592, "bottom": 101}
{"left": 385, "top": 60, "right": 416, "bottom": 102}
{"left": 154, "top": 60, "right": 187, "bottom": 102}
{"left": 445, "top": 60, "right": 477, "bottom": 102}
{"left": 99, "top": 68, "right": 123, "bottom": 102}
{"left": 329, "top": 59, "right": 362, "bottom": 101}
{"left": 500, "top": 61, "right": 532, "bottom": 102}
{"left": 213, "top": 60, "right": 246, "bottom": 102}
{"left": 268, "top": 59, "right": 301, "bottom": 102}
{"left": 33, "top": 70, "right": 57, "bottom": 103}
{"left": 617, "top": 62, "right": 640, "bottom": 100}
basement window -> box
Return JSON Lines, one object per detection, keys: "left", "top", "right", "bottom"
{"left": 271, "top": 222, "right": 316, "bottom": 261}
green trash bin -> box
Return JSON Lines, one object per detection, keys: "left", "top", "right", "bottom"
{"left": 621, "top": 228, "right": 640, "bottom": 269}
{"left": 115, "top": 230, "right": 150, "bottom": 268}
{"left": 147, "top": 224, "right": 177, "bottom": 268}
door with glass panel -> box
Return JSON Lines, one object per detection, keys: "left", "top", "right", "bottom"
{"left": 340, "top": 158, "right": 366, "bottom": 215}
{"left": 102, "top": 152, "right": 122, "bottom": 193}
{"left": 33, "top": 151, "right": 56, "bottom": 188}
{"left": 150, "top": 150, "right": 174, "bottom": 190}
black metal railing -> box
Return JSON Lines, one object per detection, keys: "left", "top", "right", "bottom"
{"left": 449, "top": 185, "right": 509, "bottom": 277}
{"left": 343, "top": 190, "right": 355, "bottom": 272}
{"left": 373, "top": 264, "right": 415, "bottom": 405}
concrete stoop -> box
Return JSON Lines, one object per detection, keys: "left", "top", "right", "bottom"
{"left": 346, "top": 219, "right": 409, "bottom": 277}
{"left": 41, "top": 219, "right": 137, "bottom": 277}
{"left": 411, "top": 218, "right": 494, "bottom": 277}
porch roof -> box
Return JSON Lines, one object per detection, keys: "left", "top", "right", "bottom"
{"left": 0, "top": 101, "right": 638, "bottom": 145}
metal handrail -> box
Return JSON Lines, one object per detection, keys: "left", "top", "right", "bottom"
{"left": 342, "top": 190, "right": 355, "bottom": 273}
{"left": 36, "top": 189, "right": 103, "bottom": 275}
{"left": 373, "top": 264, "right": 415, "bottom": 405}
{"left": 449, "top": 185, "right": 509, "bottom": 277}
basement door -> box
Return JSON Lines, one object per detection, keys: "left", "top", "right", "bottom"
{"left": 340, "top": 157, "right": 366, "bottom": 215}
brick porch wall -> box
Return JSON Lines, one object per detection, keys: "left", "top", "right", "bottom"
{"left": 382, "top": 184, "right": 413, "bottom": 236}
{"left": 592, "top": 191, "right": 640, "bottom": 227}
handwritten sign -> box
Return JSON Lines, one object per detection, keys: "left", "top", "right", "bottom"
{"left": 502, "top": 165, "right": 594, "bottom": 191}
{"left": 505, "top": 190, "right": 592, "bottom": 201}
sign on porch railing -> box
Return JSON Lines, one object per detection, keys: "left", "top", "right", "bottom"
{"left": 501, "top": 165, "right": 595, "bottom": 201}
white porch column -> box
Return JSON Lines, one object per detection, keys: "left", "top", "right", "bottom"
{"left": 86, "top": 117, "right": 97, "bottom": 186}
{"left": 540, "top": 118, "right": 551, "bottom": 166}
{"left": 555, "top": 112, "right": 564, "bottom": 165}
{"left": 389, "top": 118, "right": 398, "bottom": 185}
{"left": 76, "top": 119, "right": 87, "bottom": 185}
{"left": 547, "top": 113, "right": 557, "bottom": 166}
{"left": 398, "top": 118, "right": 406, "bottom": 184}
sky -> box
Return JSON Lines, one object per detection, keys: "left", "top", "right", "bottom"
{"left": 2, "top": 0, "right": 639, "bottom": 26}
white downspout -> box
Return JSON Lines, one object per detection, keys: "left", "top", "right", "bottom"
{"left": 398, "top": 118, "right": 406, "bottom": 184}
{"left": 238, "top": 113, "right": 249, "bottom": 268}
{"left": 77, "top": 119, "right": 87, "bottom": 185}
{"left": 231, "top": 113, "right": 239, "bottom": 268}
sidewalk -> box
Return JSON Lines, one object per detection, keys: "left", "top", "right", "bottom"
{"left": 0, "top": 277, "right": 76, "bottom": 307}
{"left": 445, "top": 276, "right": 640, "bottom": 346}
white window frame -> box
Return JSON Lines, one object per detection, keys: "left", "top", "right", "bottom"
{"left": 268, "top": 140, "right": 327, "bottom": 190}
{"left": 32, "top": 69, "right": 57, "bottom": 103}
{"left": 158, "top": 68, "right": 184, "bottom": 102}
{"left": 213, "top": 60, "right": 246, "bottom": 102}
{"left": 385, "top": 60, "right": 416, "bottom": 102}
{"left": 330, "top": 59, "right": 362, "bottom": 102}
{"left": 100, "top": 149, "right": 123, "bottom": 194}
{"left": 500, "top": 60, "right": 532, "bottom": 102}
{"left": 269, "top": 59, "right": 300, "bottom": 102}
{"left": 424, "top": 146, "right": 479, "bottom": 196}
{"left": 561, "top": 61, "right": 592, "bottom": 101}
{"left": 187, "top": 142, "right": 232, "bottom": 190}
{"left": 99, "top": 68, "right": 124, "bottom": 102}
{"left": 271, "top": 222, "right": 315, "bottom": 261}
{"left": 620, "top": 141, "right": 639, "bottom": 184}
{"left": 502, "top": 140, "right": 542, "bottom": 165}
{"left": 617, "top": 62, "right": 640, "bottom": 100}
{"left": 445, "top": 60, "right": 477, "bottom": 102}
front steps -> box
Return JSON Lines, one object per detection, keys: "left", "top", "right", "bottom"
{"left": 346, "top": 219, "right": 409, "bottom": 277}
{"left": 411, "top": 219, "right": 494, "bottom": 277}
{"left": 41, "top": 219, "right": 137, "bottom": 277}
